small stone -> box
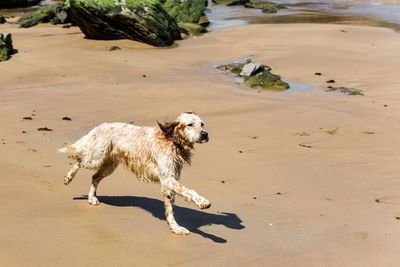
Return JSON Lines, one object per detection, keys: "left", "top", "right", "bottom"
{"left": 62, "top": 117, "right": 72, "bottom": 121}
{"left": 315, "top": 72, "right": 322, "bottom": 76}
{"left": 238, "top": 150, "right": 243, "bottom": 153}
{"left": 253, "top": 197, "right": 257, "bottom": 200}
{"left": 37, "top": 127, "right": 53, "bottom": 131}
{"left": 23, "top": 116, "right": 33, "bottom": 120}
{"left": 240, "top": 63, "right": 264, "bottom": 77}
{"left": 276, "top": 192, "right": 282, "bottom": 195}
{"left": 142, "top": 74, "right": 147, "bottom": 77}
{"left": 221, "top": 180, "right": 225, "bottom": 184}
{"left": 326, "top": 80, "right": 336, "bottom": 83}
{"left": 108, "top": 46, "right": 121, "bottom": 51}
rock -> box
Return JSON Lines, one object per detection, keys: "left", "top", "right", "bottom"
{"left": 0, "top": 15, "right": 6, "bottom": 24}
{"left": 0, "top": 0, "right": 41, "bottom": 8}
{"left": 198, "top": 16, "right": 209, "bottom": 27}
{"left": 0, "top": 33, "right": 14, "bottom": 62}
{"left": 244, "top": 71, "right": 289, "bottom": 91}
{"left": 244, "top": 1, "right": 286, "bottom": 13}
{"left": 108, "top": 45, "right": 121, "bottom": 51}
{"left": 179, "top": 22, "right": 207, "bottom": 36}
{"left": 240, "top": 63, "right": 264, "bottom": 77}
{"left": 226, "top": 0, "right": 249, "bottom": 6}
{"left": 18, "top": 5, "right": 71, "bottom": 28}
{"left": 69, "top": 0, "right": 181, "bottom": 47}
{"left": 163, "top": 0, "right": 207, "bottom": 24}
{"left": 326, "top": 86, "right": 364, "bottom": 96}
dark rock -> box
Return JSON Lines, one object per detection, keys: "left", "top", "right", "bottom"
{"left": 244, "top": 1, "right": 286, "bottom": 13}
{"left": 70, "top": 0, "right": 181, "bottom": 47}
{"left": 18, "top": 5, "right": 71, "bottom": 28}
{"left": 23, "top": 116, "right": 33, "bottom": 120}
{"left": 198, "top": 16, "right": 209, "bottom": 27}
{"left": 108, "top": 46, "right": 121, "bottom": 51}
{"left": 0, "top": 33, "right": 14, "bottom": 62}
{"left": 315, "top": 72, "right": 322, "bottom": 75}
{"left": 0, "top": 15, "right": 6, "bottom": 24}
{"left": 62, "top": 116, "right": 72, "bottom": 121}
{"left": 37, "top": 127, "right": 53, "bottom": 131}
{"left": 0, "top": 0, "right": 41, "bottom": 8}
{"left": 227, "top": 0, "right": 249, "bottom": 6}
{"left": 326, "top": 79, "right": 336, "bottom": 83}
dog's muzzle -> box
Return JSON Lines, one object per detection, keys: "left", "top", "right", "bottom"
{"left": 199, "top": 131, "right": 209, "bottom": 143}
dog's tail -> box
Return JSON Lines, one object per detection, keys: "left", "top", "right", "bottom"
{"left": 58, "top": 146, "right": 77, "bottom": 154}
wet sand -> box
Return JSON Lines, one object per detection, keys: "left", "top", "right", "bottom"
{"left": 1, "top": 22, "right": 400, "bottom": 266}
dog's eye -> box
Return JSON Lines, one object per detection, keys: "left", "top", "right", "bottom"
{"left": 201, "top": 122, "right": 204, "bottom": 127}
{"left": 187, "top": 123, "right": 194, "bottom": 127}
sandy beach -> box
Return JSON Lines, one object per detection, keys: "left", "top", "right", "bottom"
{"left": 1, "top": 18, "right": 400, "bottom": 266}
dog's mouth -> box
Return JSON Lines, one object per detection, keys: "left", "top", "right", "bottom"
{"left": 198, "top": 137, "right": 209, "bottom": 144}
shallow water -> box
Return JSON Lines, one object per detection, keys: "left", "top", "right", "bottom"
{"left": 207, "top": 0, "right": 400, "bottom": 32}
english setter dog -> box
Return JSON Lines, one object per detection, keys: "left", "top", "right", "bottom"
{"left": 59, "top": 112, "right": 210, "bottom": 235}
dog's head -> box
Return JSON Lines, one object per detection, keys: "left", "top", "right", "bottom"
{"left": 157, "top": 112, "right": 209, "bottom": 148}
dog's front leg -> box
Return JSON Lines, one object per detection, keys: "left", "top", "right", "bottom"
{"left": 163, "top": 178, "right": 211, "bottom": 209}
{"left": 163, "top": 193, "right": 190, "bottom": 235}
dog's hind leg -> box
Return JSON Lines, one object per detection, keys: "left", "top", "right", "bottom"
{"left": 163, "top": 193, "right": 190, "bottom": 235}
{"left": 64, "top": 161, "right": 82, "bottom": 185}
{"left": 88, "top": 161, "right": 118, "bottom": 206}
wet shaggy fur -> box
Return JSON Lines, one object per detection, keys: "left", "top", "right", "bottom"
{"left": 58, "top": 112, "right": 210, "bottom": 235}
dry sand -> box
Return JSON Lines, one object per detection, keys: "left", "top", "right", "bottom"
{"left": 1, "top": 22, "right": 400, "bottom": 266}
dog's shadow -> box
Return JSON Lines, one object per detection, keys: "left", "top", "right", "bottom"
{"left": 73, "top": 195, "right": 244, "bottom": 243}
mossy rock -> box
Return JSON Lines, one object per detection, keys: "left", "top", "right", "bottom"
{"left": 0, "top": 0, "right": 41, "bottom": 8}
{"left": 244, "top": 71, "right": 289, "bottom": 91}
{"left": 0, "top": 33, "right": 14, "bottom": 62}
{"left": 70, "top": 0, "right": 181, "bottom": 47}
{"left": 217, "top": 62, "right": 246, "bottom": 75}
{"left": 179, "top": 22, "right": 207, "bottom": 36}
{"left": 198, "top": 16, "right": 209, "bottom": 27}
{"left": 0, "top": 15, "right": 6, "bottom": 24}
{"left": 244, "top": 1, "right": 286, "bottom": 13}
{"left": 326, "top": 86, "right": 364, "bottom": 96}
{"left": 163, "top": 0, "right": 207, "bottom": 23}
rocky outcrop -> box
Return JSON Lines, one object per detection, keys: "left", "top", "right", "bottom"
{"left": 0, "top": 33, "right": 14, "bottom": 62}
{"left": 0, "top": 0, "right": 41, "bottom": 8}
{"left": 18, "top": 5, "right": 70, "bottom": 28}
{"left": 244, "top": 1, "right": 286, "bottom": 13}
{"left": 69, "top": 0, "right": 181, "bottom": 47}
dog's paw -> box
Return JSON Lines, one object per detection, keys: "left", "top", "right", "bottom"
{"left": 88, "top": 196, "right": 100, "bottom": 206}
{"left": 64, "top": 176, "right": 71, "bottom": 185}
{"left": 196, "top": 197, "right": 211, "bottom": 209}
{"left": 171, "top": 226, "right": 190, "bottom": 235}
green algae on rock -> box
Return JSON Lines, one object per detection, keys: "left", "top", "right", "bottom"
{"left": 18, "top": 5, "right": 70, "bottom": 28}
{"left": 162, "top": 0, "right": 207, "bottom": 23}
{"left": 217, "top": 61, "right": 289, "bottom": 91}
{"left": 244, "top": 1, "right": 286, "bottom": 13}
{"left": 179, "top": 22, "right": 207, "bottom": 36}
{"left": 0, "top": 33, "right": 14, "bottom": 62}
{"left": 244, "top": 71, "right": 289, "bottom": 91}
{"left": 326, "top": 86, "right": 364, "bottom": 96}
{"left": 69, "top": 0, "right": 181, "bottom": 47}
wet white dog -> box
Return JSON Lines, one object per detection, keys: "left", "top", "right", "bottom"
{"left": 59, "top": 112, "right": 210, "bottom": 235}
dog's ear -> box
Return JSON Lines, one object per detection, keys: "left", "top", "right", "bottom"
{"left": 157, "top": 120, "right": 179, "bottom": 139}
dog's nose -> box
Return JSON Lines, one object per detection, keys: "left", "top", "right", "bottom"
{"left": 201, "top": 131, "right": 208, "bottom": 139}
